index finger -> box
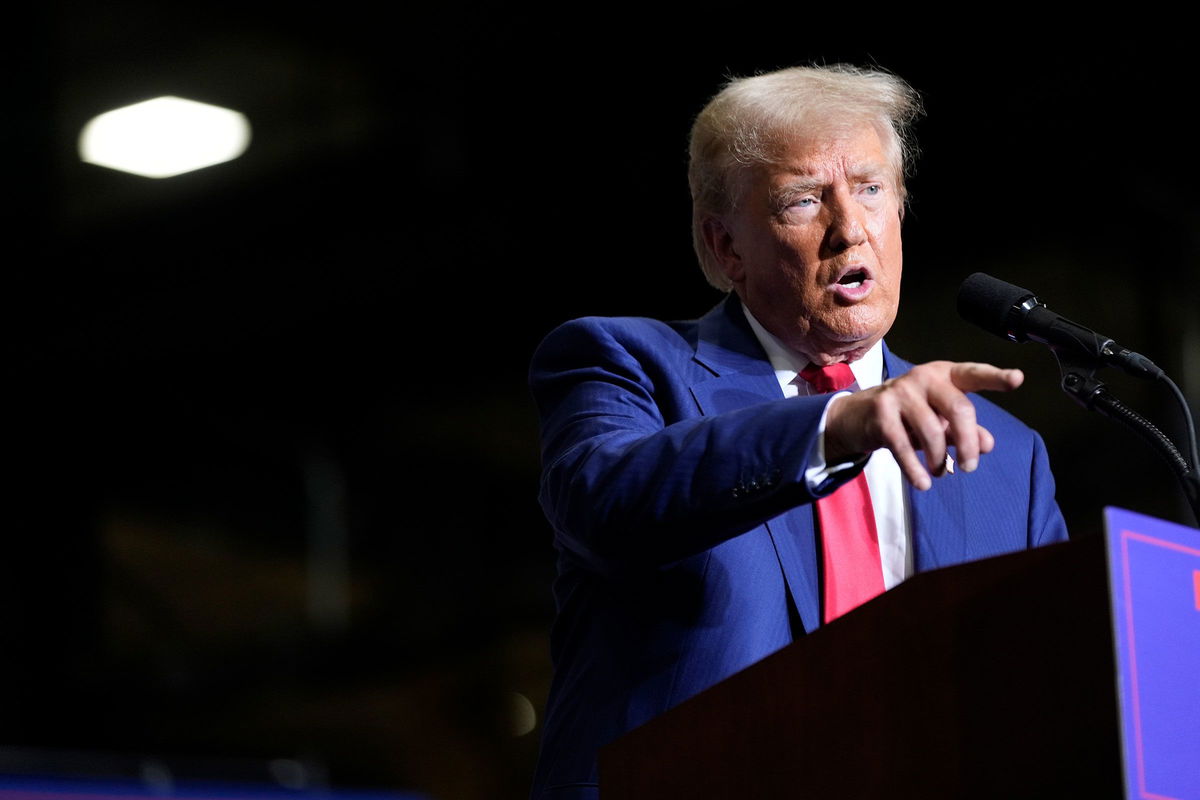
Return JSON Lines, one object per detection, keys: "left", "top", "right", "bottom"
{"left": 948, "top": 362, "right": 1024, "bottom": 393}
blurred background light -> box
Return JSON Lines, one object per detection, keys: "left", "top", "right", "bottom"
{"left": 78, "top": 96, "right": 251, "bottom": 178}
{"left": 509, "top": 692, "right": 536, "bottom": 737}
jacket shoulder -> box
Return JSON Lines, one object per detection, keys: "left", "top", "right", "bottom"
{"left": 529, "top": 315, "right": 702, "bottom": 381}
{"left": 535, "top": 315, "right": 698, "bottom": 354}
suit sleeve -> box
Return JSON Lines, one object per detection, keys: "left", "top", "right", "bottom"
{"left": 1028, "top": 430, "right": 1070, "bottom": 547}
{"left": 531, "top": 317, "right": 843, "bottom": 574}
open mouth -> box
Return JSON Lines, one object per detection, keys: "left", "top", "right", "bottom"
{"left": 837, "top": 268, "right": 869, "bottom": 289}
{"left": 829, "top": 266, "right": 874, "bottom": 301}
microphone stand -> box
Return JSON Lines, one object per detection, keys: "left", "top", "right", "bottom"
{"left": 1052, "top": 349, "right": 1200, "bottom": 526}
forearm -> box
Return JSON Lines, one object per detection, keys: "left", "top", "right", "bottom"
{"left": 538, "top": 395, "right": 833, "bottom": 571}
{"left": 532, "top": 318, "right": 841, "bottom": 573}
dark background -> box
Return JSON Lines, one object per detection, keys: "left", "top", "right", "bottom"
{"left": 4, "top": 10, "right": 1198, "bottom": 799}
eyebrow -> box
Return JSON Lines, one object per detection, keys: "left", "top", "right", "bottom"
{"left": 770, "top": 163, "right": 894, "bottom": 204}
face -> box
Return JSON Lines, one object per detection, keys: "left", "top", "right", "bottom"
{"left": 707, "top": 124, "right": 904, "bottom": 365}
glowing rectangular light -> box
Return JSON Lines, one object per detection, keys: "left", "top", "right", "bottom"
{"left": 79, "top": 95, "right": 251, "bottom": 179}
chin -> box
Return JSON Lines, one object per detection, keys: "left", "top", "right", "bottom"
{"left": 823, "top": 317, "right": 888, "bottom": 346}
{"left": 802, "top": 328, "right": 884, "bottom": 364}
{"left": 833, "top": 307, "right": 896, "bottom": 345}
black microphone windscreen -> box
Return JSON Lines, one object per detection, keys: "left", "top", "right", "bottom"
{"left": 956, "top": 272, "right": 1036, "bottom": 338}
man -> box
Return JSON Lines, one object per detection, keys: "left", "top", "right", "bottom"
{"left": 528, "top": 64, "right": 1068, "bottom": 799}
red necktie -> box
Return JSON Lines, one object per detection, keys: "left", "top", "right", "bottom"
{"left": 799, "top": 362, "right": 885, "bottom": 623}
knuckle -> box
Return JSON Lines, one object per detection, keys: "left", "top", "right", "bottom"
{"left": 907, "top": 364, "right": 933, "bottom": 381}
{"left": 885, "top": 378, "right": 920, "bottom": 404}
{"left": 869, "top": 389, "right": 896, "bottom": 416}
{"left": 879, "top": 417, "right": 908, "bottom": 446}
{"left": 948, "top": 396, "right": 976, "bottom": 420}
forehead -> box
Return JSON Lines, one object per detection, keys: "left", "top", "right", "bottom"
{"left": 765, "top": 125, "right": 893, "bottom": 183}
{"left": 729, "top": 122, "right": 898, "bottom": 209}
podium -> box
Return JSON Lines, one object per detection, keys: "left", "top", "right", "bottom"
{"left": 600, "top": 508, "right": 1200, "bottom": 799}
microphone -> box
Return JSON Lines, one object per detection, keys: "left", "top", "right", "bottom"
{"left": 956, "top": 272, "right": 1163, "bottom": 380}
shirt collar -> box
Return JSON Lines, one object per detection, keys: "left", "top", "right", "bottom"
{"left": 741, "top": 303, "right": 884, "bottom": 396}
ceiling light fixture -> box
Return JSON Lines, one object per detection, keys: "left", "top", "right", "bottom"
{"left": 79, "top": 95, "right": 252, "bottom": 179}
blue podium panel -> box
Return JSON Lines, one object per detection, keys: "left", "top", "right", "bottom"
{"left": 1106, "top": 507, "right": 1200, "bottom": 800}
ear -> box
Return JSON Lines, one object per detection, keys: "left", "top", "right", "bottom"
{"left": 701, "top": 215, "right": 744, "bottom": 284}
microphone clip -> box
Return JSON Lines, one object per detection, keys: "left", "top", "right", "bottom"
{"left": 1053, "top": 349, "right": 1108, "bottom": 412}
{"left": 1054, "top": 348, "right": 1196, "bottom": 510}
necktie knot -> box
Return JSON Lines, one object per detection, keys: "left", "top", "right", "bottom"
{"left": 800, "top": 362, "right": 856, "bottom": 393}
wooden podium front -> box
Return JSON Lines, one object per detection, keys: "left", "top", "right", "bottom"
{"left": 600, "top": 534, "right": 1126, "bottom": 798}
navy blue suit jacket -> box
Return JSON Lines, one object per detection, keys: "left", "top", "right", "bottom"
{"left": 528, "top": 295, "right": 1068, "bottom": 799}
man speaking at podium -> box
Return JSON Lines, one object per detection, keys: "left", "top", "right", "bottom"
{"left": 528, "top": 64, "right": 1069, "bottom": 799}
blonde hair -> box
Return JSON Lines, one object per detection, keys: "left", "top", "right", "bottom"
{"left": 688, "top": 64, "right": 923, "bottom": 291}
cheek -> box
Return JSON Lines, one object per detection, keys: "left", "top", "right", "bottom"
{"left": 869, "top": 218, "right": 904, "bottom": 273}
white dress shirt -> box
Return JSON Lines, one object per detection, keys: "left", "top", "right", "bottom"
{"left": 742, "top": 306, "right": 914, "bottom": 589}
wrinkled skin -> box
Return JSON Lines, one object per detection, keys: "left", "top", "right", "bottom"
{"left": 702, "top": 126, "right": 1023, "bottom": 489}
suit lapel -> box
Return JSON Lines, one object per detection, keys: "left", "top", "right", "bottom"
{"left": 690, "top": 295, "right": 782, "bottom": 410}
{"left": 883, "top": 346, "right": 969, "bottom": 571}
{"left": 690, "top": 297, "right": 822, "bottom": 634}
{"left": 685, "top": 323, "right": 970, "bottom": 633}
{"left": 687, "top": 315, "right": 971, "bottom": 626}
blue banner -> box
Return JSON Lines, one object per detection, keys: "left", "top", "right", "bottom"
{"left": 1106, "top": 507, "right": 1200, "bottom": 800}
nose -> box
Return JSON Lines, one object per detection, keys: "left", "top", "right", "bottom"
{"left": 827, "top": 195, "right": 868, "bottom": 252}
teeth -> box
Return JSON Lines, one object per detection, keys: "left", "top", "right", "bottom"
{"left": 837, "top": 270, "right": 867, "bottom": 288}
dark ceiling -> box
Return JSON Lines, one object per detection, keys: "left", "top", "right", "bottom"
{"left": 4, "top": 9, "right": 1198, "bottom": 799}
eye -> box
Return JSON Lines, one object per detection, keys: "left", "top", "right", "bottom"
{"left": 863, "top": 184, "right": 882, "bottom": 195}
{"left": 786, "top": 196, "right": 817, "bottom": 209}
